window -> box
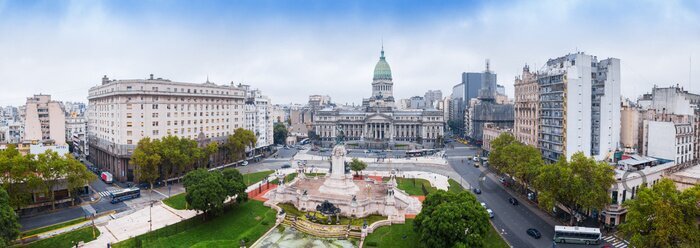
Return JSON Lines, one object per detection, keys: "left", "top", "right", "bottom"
{"left": 127, "top": 140, "right": 132, "bottom": 145}
{"left": 126, "top": 122, "right": 133, "bottom": 127}
{"left": 153, "top": 130, "right": 159, "bottom": 135}
{"left": 127, "top": 131, "right": 132, "bottom": 136}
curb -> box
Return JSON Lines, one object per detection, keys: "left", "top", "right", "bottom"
{"left": 490, "top": 220, "right": 513, "bottom": 248}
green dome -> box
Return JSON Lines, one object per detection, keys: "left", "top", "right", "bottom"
{"left": 373, "top": 49, "right": 392, "bottom": 80}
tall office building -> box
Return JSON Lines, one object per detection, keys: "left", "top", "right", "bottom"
{"left": 449, "top": 70, "right": 492, "bottom": 134}
{"left": 537, "top": 53, "right": 620, "bottom": 162}
{"left": 21, "top": 94, "right": 66, "bottom": 145}
{"left": 513, "top": 65, "right": 539, "bottom": 147}
{"left": 87, "top": 75, "right": 246, "bottom": 181}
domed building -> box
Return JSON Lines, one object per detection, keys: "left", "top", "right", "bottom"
{"left": 313, "top": 47, "right": 445, "bottom": 149}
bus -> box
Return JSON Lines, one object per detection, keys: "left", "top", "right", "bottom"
{"left": 110, "top": 187, "right": 141, "bottom": 204}
{"left": 553, "top": 225, "right": 602, "bottom": 245}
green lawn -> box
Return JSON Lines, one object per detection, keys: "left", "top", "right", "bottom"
{"left": 23, "top": 226, "right": 99, "bottom": 248}
{"left": 21, "top": 217, "right": 88, "bottom": 237}
{"left": 448, "top": 179, "right": 466, "bottom": 193}
{"left": 113, "top": 200, "right": 276, "bottom": 248}
{"left": 278, "top": 203, "right": 386, "bottom": 227}
{"left": 384, "top": 177, "right": 438, "bottom": 196}
{"left": 364, "top": 219, "right": 508, "bottom": 248}
{"left": 243, "top": 170, "right": 274, "bottom": 186}
{"left": 163, "top": 192, "right": 188, "bottom": 210}
{"left": 364, "top": 219, "right": 420, "bottom": 247}
{"left": 270, "top": 173, "right": 298, "bottom": 184}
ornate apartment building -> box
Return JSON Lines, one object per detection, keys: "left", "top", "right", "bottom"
{"left": 513, "top": 65, "right": 539, "bottom": 147}
{"left": 314, "top": 48, "right": 445, "bottom": 148}
{"left": 87, "top": 75, "right": 247, "bottom": 181}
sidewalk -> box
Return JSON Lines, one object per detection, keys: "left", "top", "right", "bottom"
{"left": 293, "top": 149, "right": 449, "bottom": 166}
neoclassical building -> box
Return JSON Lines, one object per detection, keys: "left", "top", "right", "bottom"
{"left": 314, "top": 48, "right": 445, "bottom": 149}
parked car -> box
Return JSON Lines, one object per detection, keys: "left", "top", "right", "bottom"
{"left": 498, "top": 177, "right": 506, "bottom": 184}
{"left": 472, "top": 156, "right": 480, "bottom": 162}
{"left": 526, "top": 228, "right": 541, "bottom": 239}
{"left": 480, "top": 202, "right": 487, "bottom": 209}
{"left": 472, "top": 188, "right": 482, "bottom": 194}
{"left": 474, "top": 162, "right": 480, "bottom": 168}
{"left": 281, "top": 164, "right": 291, "bottom": 169}
{"left": 508, "top": 197, "right": 519, "bottom": 205}
{"left": 486, "top": 209, "right": 494, "bottom": 218}
{"left": 100, "top": 171, "right": 113, "bottom": 184}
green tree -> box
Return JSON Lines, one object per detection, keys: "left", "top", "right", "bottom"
{"left": 157, "top": 136, "right": 199, "bottom": 182}
{"left": 619, "top": 179, "right": 700, "bottom": 247}
{"left": 0, "top": 187, "right": 20, "bottom": 247}
{"left": 225, "top": 128, "right": 257, "bottom": 162}
{"left": 349, "top": 158, "right": 367, "bottom": 176}
{"left": 487, "top": 133, "right": 517, "bottom": 174}
{"left": 534, "top": 152, "right": 615, "bottom": 225}
{"left": 132, "top": 137, "right": 162, "bottom": 192}
{"left": 509, "top": 144, "right": 544, "bottom": 192}
{"left": 183, "top": 169, "right": 228, "bottom": 218}
{"left": 273, "top": 122, "right": 288, "bottom": 145}
{"left": 221, "top": 168, "right": 248, "bottom": 203}
{"left": 414, "top": 190, "right": 490, "bottom": 247}
{"left": 35, "top": 151, "right": 69, "bottom": 210}
{"left": 0, "top": 145, "right": 37, "bottom": 210}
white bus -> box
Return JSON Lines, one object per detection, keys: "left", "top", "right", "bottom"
{"left": 553, "top": 225, "right": 602, "bottom": 245}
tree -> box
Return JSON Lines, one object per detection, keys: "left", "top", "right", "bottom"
{"left": 221, "top": 168, "right": 248, "bottom": 203}
{"left": 0, "top": 145, "right": 37, "bottom": 210}
{"left": 414, "top": 190, "right": 490, "bottom": 247}
{"left": 273, "top": 122, "right": 288, "bottom": 145}
{"left": 157, "top": 136, "right": 199, "bottom": 182}
{"left": 132, "top": 137, "right": 162, "bottom": 192}
{"left": 225, "top": 128, "right": 257, "bottom": 162}
{"left": 487, "top": 133, "right": 517, "bottom": 174}
{"left": 0, "top": 187, "right": 20, "bottom": 247}
{"left": 183, "top": 169, "right": 227, "bottom": 218}
{"left": 619, "top": 179, "right": 700, "bottom": 247}
{"left": 534, "top": 152, "right": 615, "bottom": 225}
{"left": 349, "top": 158, "right": 367, "bottom": 176}
{"left": 508, "top": 143, "right": 544, "bottom": 192}
{"left": 35, "top": 151, "right": 69, "bottom": 210}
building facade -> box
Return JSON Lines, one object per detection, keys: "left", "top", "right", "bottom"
{"left": 464, "top": 62, "right": 514, "bottom": 144}
{"left": 482, "top": 123, "right": 512, "bottom": 152}
{"left": 536, "top": 53, "right": 621, "bottom": 162}
{"left": 240, "top": 85, "right": 274, "bottom": 149}
{"left": 644, "top": 120, "right": 695, "bottom": 164}
{"left": 87, "top": 75, "right": 246, "bottom": 181}
{"left": 314, "top": 48, "right": 445, "bottom": 149}
{"left": 21, "top": 94, "right": 66, "bottom": 145}
{"left": 513, "top": 65, "right": 539, "bottom": 147}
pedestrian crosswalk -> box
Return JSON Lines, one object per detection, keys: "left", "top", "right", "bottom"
{"left": 603, "top": 235, "right": 629, "bottom": 248}
{"left": 98, "top": 189, "right": 121, "bottom": 197}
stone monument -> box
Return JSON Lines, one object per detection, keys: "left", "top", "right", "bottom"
{"left": 318, "top": 145, "right": 359, "bottom": 196}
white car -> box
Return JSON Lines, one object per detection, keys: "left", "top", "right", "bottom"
{"left": 472, "top": 156, "right": 480, "bottom": 162}
{"left": 242, "top": 161, "right": 249, "bottom": 166}
{"left": 480, "top": 202, "right": 487, "bottom": 209}
{"left": 486, "top": 209, "right": 494, "bottom": 218}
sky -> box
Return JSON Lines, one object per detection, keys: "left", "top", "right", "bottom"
{"left": 0, "top": 0, "right": 699, "bottom": 106}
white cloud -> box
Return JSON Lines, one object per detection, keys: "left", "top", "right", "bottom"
{"left": 0, "top": 0, "right": 698, "bottom": 106}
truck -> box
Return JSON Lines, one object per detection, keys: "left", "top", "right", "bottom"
{"left": 100, "top": 172, "right": 113, "bottom": 184}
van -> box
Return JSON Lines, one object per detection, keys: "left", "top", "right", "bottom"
{"left": 100, "top": 172, "right": 113, "bottom": 184}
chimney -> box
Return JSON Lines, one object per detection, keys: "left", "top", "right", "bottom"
{"left": 150, "top": 74, "right": 154, "bottom": 80}
{"left": 102, "top": 75, "right": 109, "bottom": 85}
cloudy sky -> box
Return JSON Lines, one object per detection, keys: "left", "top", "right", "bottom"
{"left": 0, "top": 0, "right": 698, "bottom": 106}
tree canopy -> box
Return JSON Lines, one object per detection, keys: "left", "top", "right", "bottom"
{"left": 413, "top": 190, "right": 490, "bottom": 247}
{"left": 273, "top": 122, "right": 288, "bottom": 145}
{"left": 183, "top": 168, "right": 249, "bottom": 218}
{"left": 225, "top": 128, "right": 257, "bottom": 162}
{"left": 619, "top": 179, "right": 700, "bottom": 247}
{"left": 534, "top": 152, "right": 615, "bottom": 225}
{"left": 0, "top": 187, "right": 20, "bottom": 246}
{"left": 349, "top": 158, "right": 367, "bottom": 176}
{"left": 132, "top": 137, "right": 162, "bottom": 190}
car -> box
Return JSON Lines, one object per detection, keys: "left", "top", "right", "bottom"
{"left": 474, "top": 162, "right": 480, "bottom": 167}
{"left": 480, "top": 202, "right": 487, "bottom": 208}
{"left": 526, "top": 228, "right": 541, "bottom": 239}
{"left": 281, "top": 164, "right": 291, "bottom": 169}
{"left": 472, "top": 188, "right": 482, "bottom": 194}
{"left": 472, "top": 156, "right": 480, "bottom": 162}
{"left": 508, "top": 197, "right": 519, "bottom": 205}
{"left": 486, "top": 209, "right": 494, "bottom": 218}
{"left": 242, "top": 161, "right": 249, "bottom": 166}
{"left": 498, "top": 177, "right": 506, "bottom": 183}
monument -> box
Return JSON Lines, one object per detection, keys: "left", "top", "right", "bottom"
{"left": 318, "top": 145, "right": 359, "bottom": 195}
{"left": 266, "top": 144, "right": 421, "bottom": 219}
